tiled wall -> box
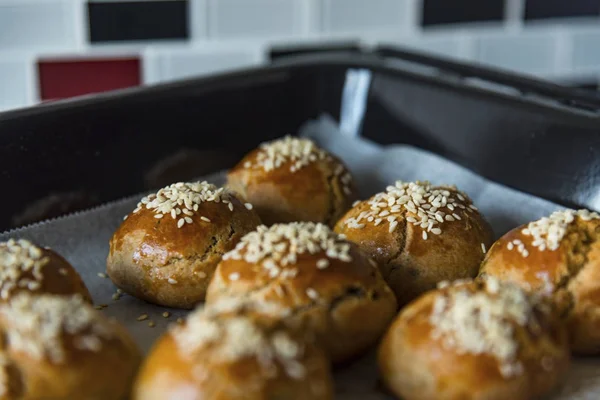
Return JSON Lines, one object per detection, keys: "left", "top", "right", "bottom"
{"left": 2, "top": 0, "right": 600, "bottom": 111}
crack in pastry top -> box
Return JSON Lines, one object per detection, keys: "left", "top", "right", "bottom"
{"left": 129, "top": 181, "right": 244, "bottom": 228}
{"left": 431, "top": 277, "right": 543, "bottom": 378}
{"left": 222, "top": 222, "right": 352, "bottom": 278}
{"left": 0, "top": 239, "right": 50, "bottom": 300}
{"left": 343, "top": 180, "right": 476, "bottom": 239}
{"left": 172, "top": 300, "right": 305, "bottom": 380}
{"left": 0, "top": 293, "right": 113, "bottom": 363}
{"left": 507, "top": 209, "right": 600, "bottom": 256}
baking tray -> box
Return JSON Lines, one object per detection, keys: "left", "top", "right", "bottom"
{"left": 1, "top": 46, "right": 600, "bottom": 398}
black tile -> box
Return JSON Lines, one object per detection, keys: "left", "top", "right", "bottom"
{"left": 525, "top": 0, "right": 600, "bottom": 20}
{"left": 421, "top": 0, "right": 504, "bottom": 26}
{"left": 88, "top": 1, "right": 189, "bottom": 43}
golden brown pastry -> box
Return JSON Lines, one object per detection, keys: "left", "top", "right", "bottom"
{"left": 106, "top": 181, "right": 260, "bottom": 309}
{"left": 206, "top": 222, "right": 397, "bottom": 363}
{"left": 479, "top": 208, "right": 600, "bottom": 354}
{"left": 0, "top": 239, "right": 91, "bottom": 303}
{"left": 227, "top": 136, "right": 357, "bottom": 226}
{"left": 133, "top": 299, "right": 333, "bottom": 400}
{"left": 378, "top": 276, "right": 570, "bottom": 400}
{"left": 0, "top": 293, "right": 142, "bottom": 399}
{"left": 335, "top": 180, "right": 494, "bottom": 307}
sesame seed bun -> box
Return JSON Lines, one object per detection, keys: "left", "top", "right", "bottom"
{"left": 378, "top": 277, "right": 570, "bottom": 400}
{"left": 479, "top": 209, "right": 600, "bottom": 355}
{"left": 0, "top": 293, "right": 141, "bottom": 399}
{"left": 0, "top": 239, "right": 91, "bottom": 303}
{"left": 227, "top": 136, "right": 357, "bottom": 226}
{"left": 334, "top": 180, "right": 494, "bottom": 308}
{"left": 206, "top": 222, "right": 397, "bottom": 364}
{"left": 133, "top": 299, "right": 333, "bottom": 400}
{"left": 106, "top": 181, "right": 261, "bottom": 309}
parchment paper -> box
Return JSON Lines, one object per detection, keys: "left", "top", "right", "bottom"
{"left": 1, "top": 115, "right": 598, "bottom": 399}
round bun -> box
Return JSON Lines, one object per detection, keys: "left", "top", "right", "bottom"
{"left": 133, "top": 299, "right": 333, "bottom": 400}
{"left": 0, "top": 239, "right": 91, "bottom": 303}
{"left": 479, "top": 208, "right": 600, "bottom": 354}
{"left": 227, "top": 136, "right": 357, "bottom": 226}
{"left": 206, "top": 222, "right": 397, "bottom": 363}
{"left": 378, "top": 277, "right": 570, "bottom": 400}
{"left": 334, "top": 180, "right": 494, "bottom": 307}
{"left": 107, "top": 181, "right": 261, "bottom": 309}
{"left": 0, "top": 293, "right": 141, "bottom": 399}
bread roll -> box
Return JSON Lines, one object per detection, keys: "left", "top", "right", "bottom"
{"left": 335, "top": 180, "right": 494, "bottom": 307}
{"left": 479, "top": 208, "right": 600, "bottom": 354}
{"left": 133, "top": 299, "right": 333, "bottom": 400}
{"left": 227, "top": 136, "right": 357, "bottom": 226}
{"left": 0, "top": 293, "right": 141, "bottom": 399}
{"left": 0, "top": 239, "right": 91, "bottom": 303}
{"left": 378, "top": 277, "right": 570, "bottom": 400}
{"left": 107, "top": 181, "right": 260, "bottom": 309}
{"left": 206, "top": 222, "right": 397, "bottom": 363}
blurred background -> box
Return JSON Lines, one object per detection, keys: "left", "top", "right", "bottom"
{"left": 1, "top": 0, "right": 600, "bottom": 112}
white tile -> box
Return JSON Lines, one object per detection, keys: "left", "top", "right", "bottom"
{"left": 208, "top": 0, "right": 303, "bottom": 39}
{"left": 474, "top": 32, "right": 558, "bottom": 75}
{"left": 323, "top": 0, "right": 409, "bottom": 33}
{"left": 143, "top": 46, "right": 265, "bottom": 84}
{"left": 0, "top": 1, "right": 78, "bottom": 51}
{"left": 189, "top": 0, "right": 209, "bottom": 40}
{"left": 572, "top": 31, "right": 600, "bottom": 70}
{"left": 0, "top": 59, "right": 30, "bottom": 111}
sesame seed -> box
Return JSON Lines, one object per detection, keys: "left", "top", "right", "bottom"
{"left": 244, "top": 203, "right": 253, "bottom": 210}
{"left": 316, "top": 259, "right": 329, "bottom": 269}
{"left": 244, "top": 161, "right": 252, "bottom": 168}
{"left": 229, "top": 273, "right": 240, "bottom": 281}
{"left": 352, "top": 200, "right": 361, "bottom": 207}
{"left": 97, "top": 272, "right": 107, "bottom": 278}
{"left": 507, "top": 242, "right": 514, "bottom": 250}
{"left": 58, "top": 268, "right": 68, "bottom": 276}
{"left": 177, "top": 219, "right": 185, "bottom": 228}
{"left": 481, "top": 243, "right": 486, "bottom": 253}
{"left": 184, "top": 217, "right": 193, "bottom": 224}
{"left": 431, "top": 228, "right": 442, "bottom": 235}
{"left": 306, "top": 288, "right": 319, "bottom": 300}
{"left": 389, "top": 221, "right": 398, "bottom": 233}
{"left": 162, "top": 312, "right": 170, "bottom": 318}
{"left": 247, "top": 136, "right": 335, "bottom": 173}
{"left": 168, "top": 278, "right": 178, "bottom": 284}
{"left": 228, "top": 203, "right": 234, "bottom": 212}
{"left": 148, "top": 321, "right": 156, "bottom": 328}
{"left": 222, "top": 222, "right": 352, "bottom": 273}
{"left": 429, "top": 277, "right": 537, "bottom": 378}
{"left": 137, "top": 314, "right": 149, "bottom": 321}
{"left": 422, "top": 231, "right": 428, "bottom": 240}
{"left": 342, "top": 181, "right": 476, "bottom": 238}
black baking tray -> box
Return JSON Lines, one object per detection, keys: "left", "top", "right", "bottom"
{"left": 1, "top": 45, "right": 599, "bottom": 232}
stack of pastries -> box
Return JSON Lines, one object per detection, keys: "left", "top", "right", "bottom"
{"left": 1, "top": 135, "right": 598, "bottom": 399}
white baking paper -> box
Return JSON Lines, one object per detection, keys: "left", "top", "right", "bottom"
{"left": 1, "top": 115, "right": 597, "bottom": 399}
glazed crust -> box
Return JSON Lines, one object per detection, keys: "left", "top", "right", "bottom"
{"left": 0, "top": 301, "right": 142, "bottom": 399}
{"left": 107, "top": 195, "right": 260, "bottom": 309}
{"left": 479, "top": 216, "right": 600, "bottom": 354}
{"left": 0, "top": 245, "right": 91, "bottom": 304}
{"left": 227, "top": 149, "right": 356, "bottom": 227}
{"left": 378, "top": 282, "right": 570, "bottom": 400}
{"left": 133, "top": 309, "right": 333, "bottom": 400}
{"left": 335, "top": 186, "right": 494, "bottom": 307}
{"left": 206, "top": 244, "right": 397, "bottom": 364}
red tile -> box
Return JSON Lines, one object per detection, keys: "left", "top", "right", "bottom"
{"left": 38, "top": 58, "right": 141, "bottom": 101}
